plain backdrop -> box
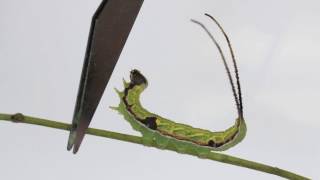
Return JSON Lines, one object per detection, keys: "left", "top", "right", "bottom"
{"left": 1, "top": 0, "right": 319, "bottom": 179}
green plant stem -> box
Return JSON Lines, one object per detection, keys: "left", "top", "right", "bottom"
{"left": 0, "top": 113, "right": 309, "bottom": 180}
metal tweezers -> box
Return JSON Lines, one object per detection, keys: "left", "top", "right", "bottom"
{"left": 67, "top": 0, "right": 144, "bottom": 154}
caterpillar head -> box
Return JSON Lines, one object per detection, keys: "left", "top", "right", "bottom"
{"left": 130, "top": 69, "right": 148, "bottom": 87}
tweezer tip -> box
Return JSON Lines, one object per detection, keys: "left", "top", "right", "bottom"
{"left": 73, "top": 148, "right": 79, "bottom": 154}
{"left": 67, "top": 145, "right": 72, "bottom": 151}
{"left": 67, "top": 129, "right": 77, "bottom": 151}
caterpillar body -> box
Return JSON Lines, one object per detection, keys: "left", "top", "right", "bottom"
{"left": 112, "top": 70, "right": 246, "bottom": 153}
{"left": 112, "top": 13, "right": 246, "bottom": 154}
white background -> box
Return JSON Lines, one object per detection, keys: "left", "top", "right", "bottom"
{"left": 1, "top": 0, "right": 319, "bottom": 179}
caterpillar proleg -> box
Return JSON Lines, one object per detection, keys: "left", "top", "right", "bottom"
{"left": 111, "top": 14, "right": 246, "bottom": 153}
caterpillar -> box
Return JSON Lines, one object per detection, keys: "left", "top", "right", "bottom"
{"left": 111, "top": 13, "right": 246, "bottom": 154}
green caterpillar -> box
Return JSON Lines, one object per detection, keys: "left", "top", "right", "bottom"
{"left": 111, "top": 14, "right": 246, "bottom": 154}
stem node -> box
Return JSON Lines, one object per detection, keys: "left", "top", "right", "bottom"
{"left": 11, "top": 113, "right": 25, "bottom": 123}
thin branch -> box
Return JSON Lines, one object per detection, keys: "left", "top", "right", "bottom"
{"left": 0, "top": 113, "right": 310, "bottom": 180}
